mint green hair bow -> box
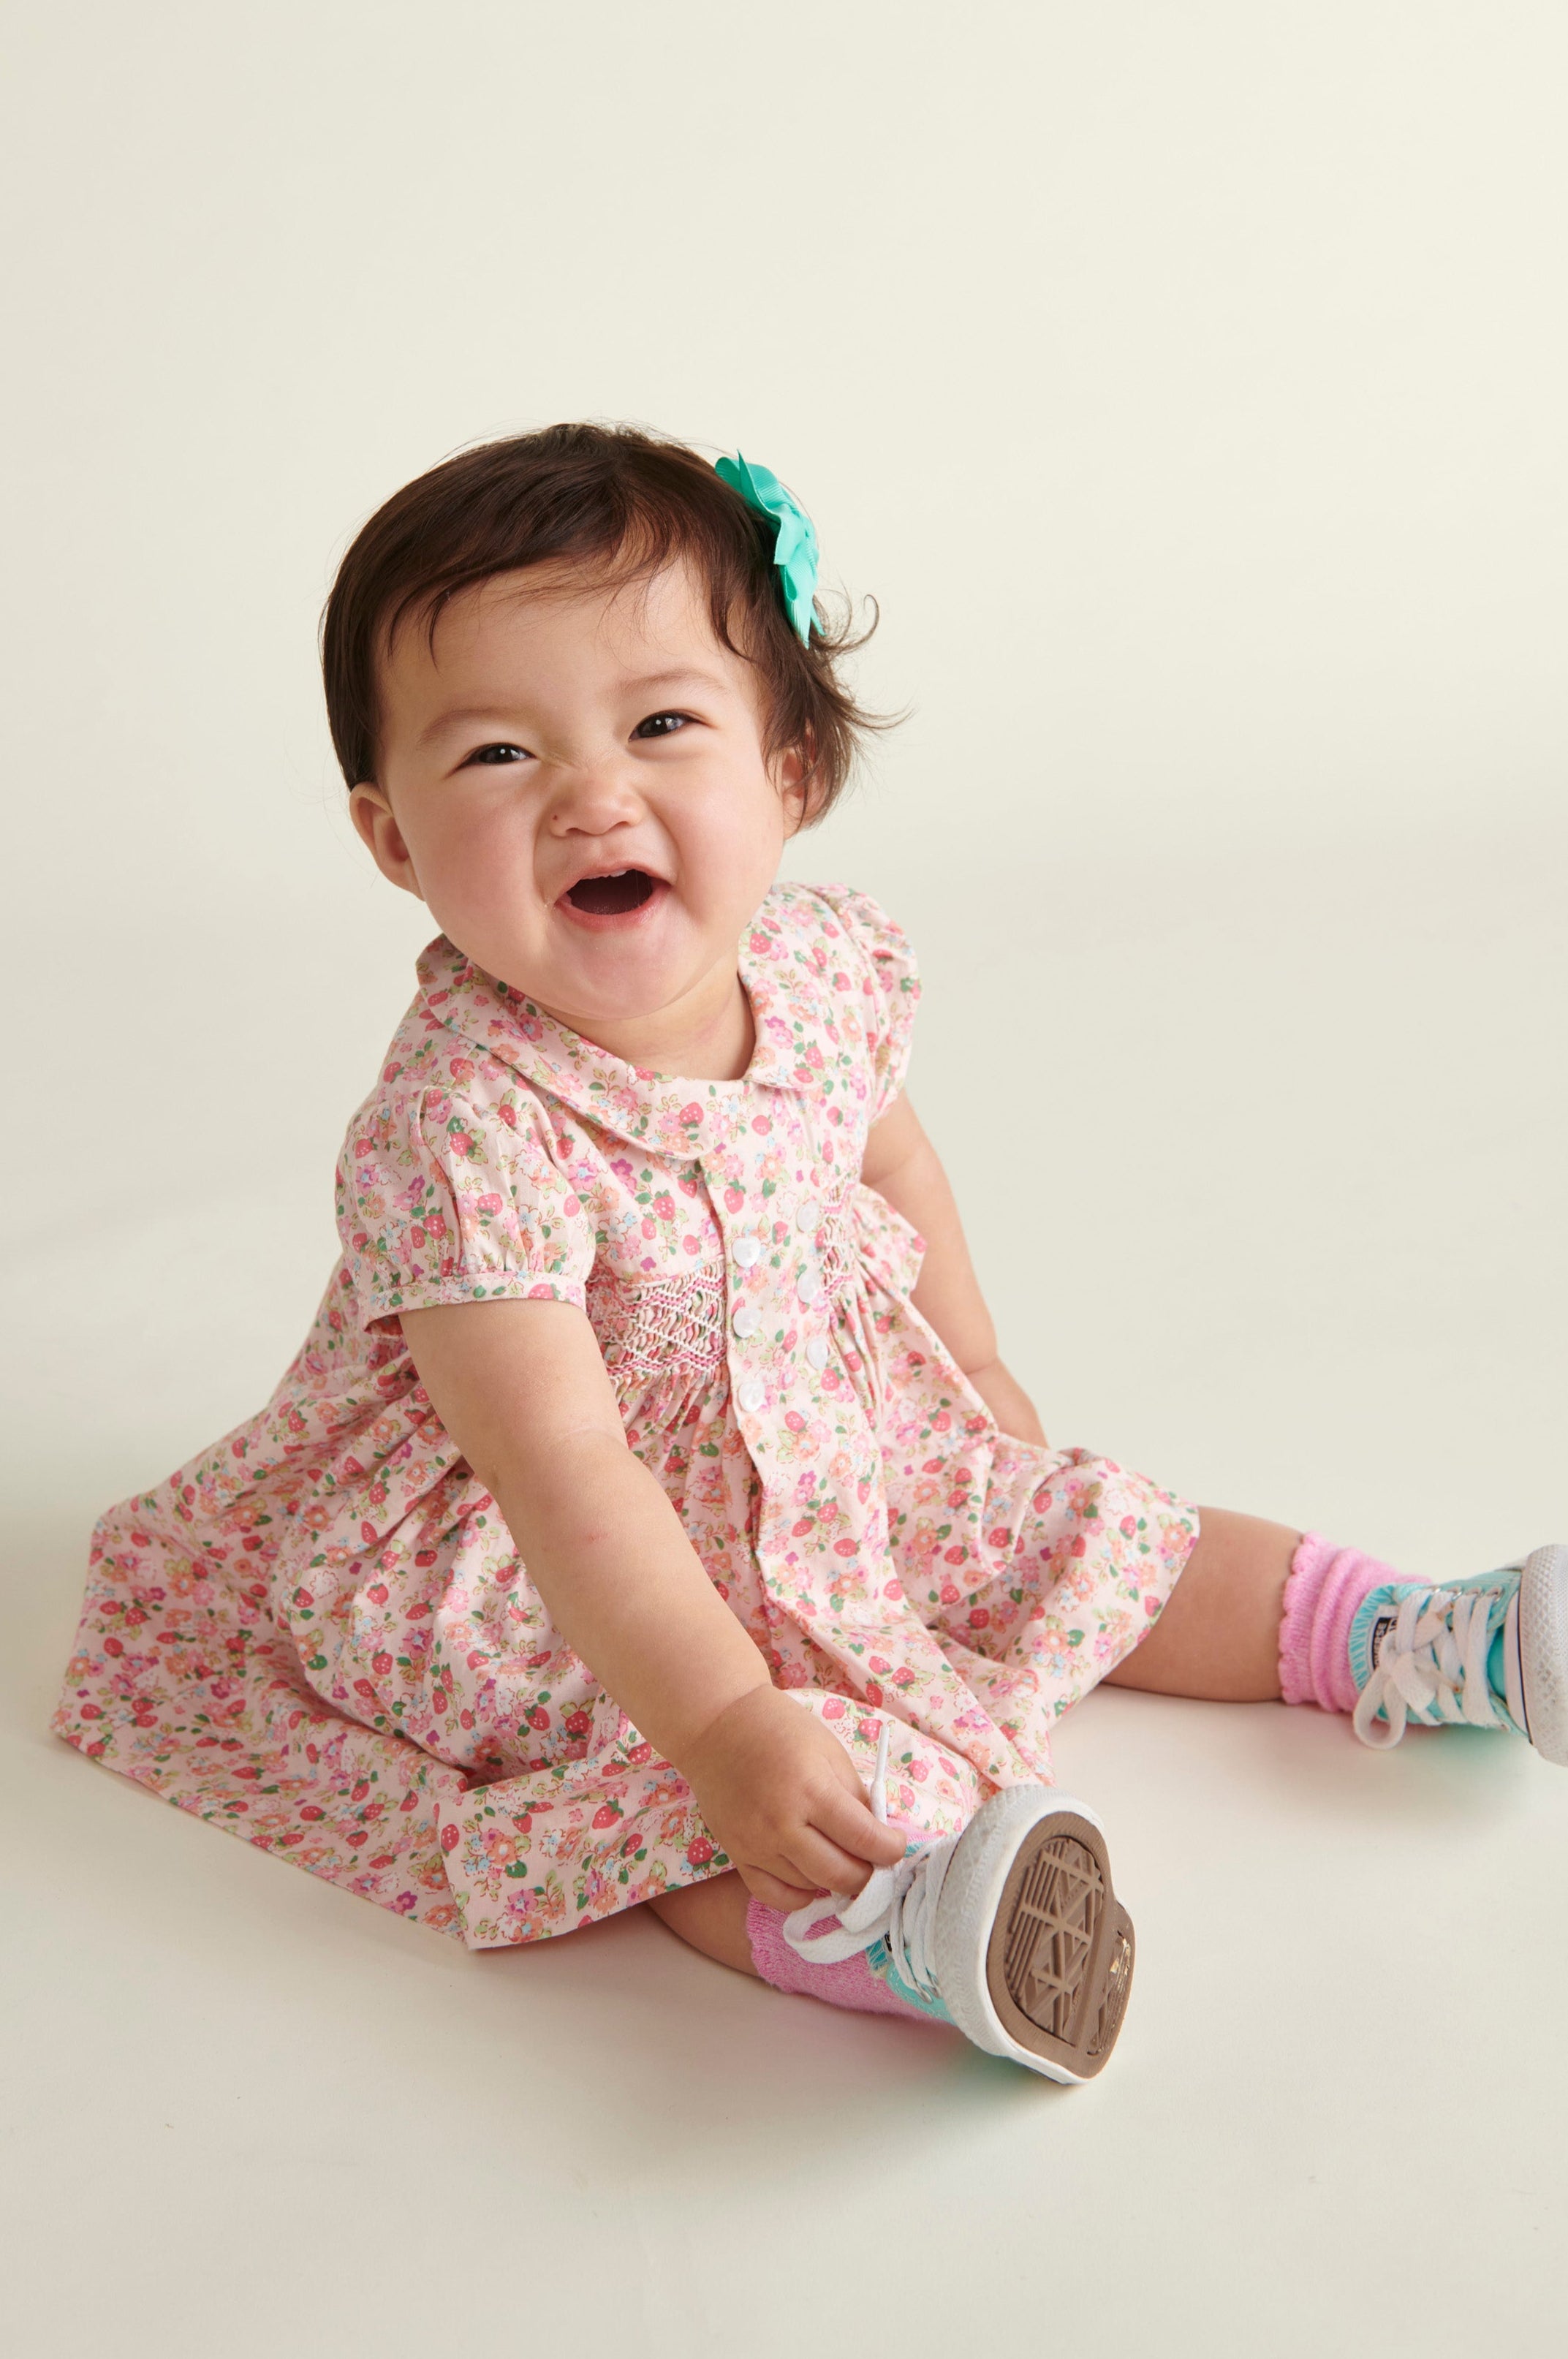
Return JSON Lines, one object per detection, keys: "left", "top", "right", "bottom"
{"left": 714, "top": 452, "right": 819, "bottom": 645}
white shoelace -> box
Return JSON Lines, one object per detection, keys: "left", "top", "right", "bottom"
{"left": 781, "top": 1724, "right": 956, "bottom": 1994}
{"left": 1352, "top": 1584, "right": 1522, "bottom": 1750}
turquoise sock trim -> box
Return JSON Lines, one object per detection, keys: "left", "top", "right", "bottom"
{"left": 866, "top": 1934, "right": 952, "bottom": 2024}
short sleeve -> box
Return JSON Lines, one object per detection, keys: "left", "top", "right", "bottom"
{"left": 335, "top": 1082, "right": 594, "bottom": 1333}
{"left": 812, "top": 885, "right": 922, "bottom": 1124}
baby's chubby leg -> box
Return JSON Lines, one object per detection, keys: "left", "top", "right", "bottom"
{"left": 1107, "top": 1512, "right": 1568, "bottom": 1761}
{"left": 651, "top": 1874, "right": 758, "bottom": 1974}
{"left": 1106, "top": 1507, "right": 1298, "bottom": 1702}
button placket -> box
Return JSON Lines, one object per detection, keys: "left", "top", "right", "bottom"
{"left": 795, "top": 1176, "right": 850, "bottom": 1388}
{"left": 711, "top": 1150, "right": 780, "bottom": 1426}
{"left": 710, "top": 1127, "right": 834, "bottom": 1435}
{"left": 729, "top": 1223, "right": 766, "bottom": 1408}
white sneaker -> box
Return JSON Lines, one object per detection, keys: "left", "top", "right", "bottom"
{"left": 1349, "top": 1543, "right": 1568, "bottom": 1761}
{"left": 785, "top": 1760, "right": 1134, "bottom": 2083}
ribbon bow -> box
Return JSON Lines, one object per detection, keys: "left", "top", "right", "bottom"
{"left": 715, "top": 452, "right": 819, "bottom": 645}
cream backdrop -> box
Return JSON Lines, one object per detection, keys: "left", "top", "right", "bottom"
{"left": 4, "top": 5, "right": 1567, "bottom": 2354}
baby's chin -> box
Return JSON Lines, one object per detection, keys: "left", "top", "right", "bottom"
{"left": 488, "top": 936, "right": 717, "bottom": 1036}
{"left": 444, "top": 880, "right": 757, "bottom": 1050}
{"left": 440, "top": 879, "right": 672, "bottom": 993}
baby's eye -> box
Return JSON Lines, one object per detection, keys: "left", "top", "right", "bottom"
{"left": 633, "top": 711, "right": 692, "bottom": 740}
{"left": 463, "top": 743, "right": 531, "bottom": 767}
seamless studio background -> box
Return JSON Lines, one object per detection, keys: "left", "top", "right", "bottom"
{"left": 4, "top": 6, "right": 1566, "bottom": 2355}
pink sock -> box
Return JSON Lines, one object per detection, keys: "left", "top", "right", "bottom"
{"left": 745, "top": 1898, "right": 941, "bottom": 2024}
{"left": 1279, "top": 1533, "right": 1403, "bottom": 1713}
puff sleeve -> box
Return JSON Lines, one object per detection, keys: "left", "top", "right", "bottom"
{"left": 813, "top": 884, "right": 922, "bottom": 1123}
{"left": 335, "top": 1078, "right": 594, "bottom": 1333}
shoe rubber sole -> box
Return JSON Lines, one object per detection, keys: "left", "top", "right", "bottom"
{"left": 1520, "top": 1543, "right": 1568, "bottom": 1765}
{"left": 933, "top": 1785, "right": 1133, "bottom": 2083}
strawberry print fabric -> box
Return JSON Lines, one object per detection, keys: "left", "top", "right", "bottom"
{"left": 55, "top": 884, "right": 1198, "bottom": 1948}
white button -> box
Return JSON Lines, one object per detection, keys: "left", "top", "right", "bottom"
{"left": 806, "top": 1335, "right": 830, "bottom": 1369}
{"left": 737, "top": 1379, "right": 766, "bottom": 1413}
{"left": 797, "top": 1267, "right": 822, "bottom": 1303}
{"left": 732, "top": 1304, "right": 760, "bottom": 1338}
{"left": 732, "top": 1235, "right": 761, "bottom": 1268}
{"left": 795, "top": 1200, "right": 821, "bottom": 1232}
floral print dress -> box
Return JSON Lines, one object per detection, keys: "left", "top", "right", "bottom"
{"left": 55, "top": 884, "right": 1198, "bottom": 1948}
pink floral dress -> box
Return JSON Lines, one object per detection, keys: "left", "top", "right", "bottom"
{"left": 55, "top": 884, "right": 1197, "bottom": 1947}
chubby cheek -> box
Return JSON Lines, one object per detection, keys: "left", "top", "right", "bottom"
{"left": 406, "top": 801, "right": 538, "bottom": 934}
{"left": 672, "top": 780, "right": 785, "bottom": 915}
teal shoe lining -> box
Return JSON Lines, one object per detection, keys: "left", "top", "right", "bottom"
{"left": 867, "top": 1934, "right": 952, "bottom": 2023}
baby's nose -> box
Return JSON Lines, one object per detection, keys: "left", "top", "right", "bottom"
{"left": 547, "top": 755, "right": 644, "bottom": 832}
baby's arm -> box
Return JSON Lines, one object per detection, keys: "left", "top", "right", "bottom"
{"left": 399, "top": 1299, "right": 905, "bottom": 1908}
{"left": 861, "top": 1092, "right": 1047, "bottom": 1446}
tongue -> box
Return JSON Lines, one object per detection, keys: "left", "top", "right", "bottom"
{"left": 568, "top": 871, "right": 655, "bottom": 916}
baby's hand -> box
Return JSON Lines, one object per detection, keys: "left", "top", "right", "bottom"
{"left": 677, "top": 1686, "right": 907, "bottom": 1912}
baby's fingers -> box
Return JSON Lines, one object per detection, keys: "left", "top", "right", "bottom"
{"left": 781, "top": 1821, "right": 885, "bottom": 1898}
{"left": 740, "top": 1864, "right": 819, "bottom": 1912}
{"left": 811, "top": 1781, "right": 908, "bottom": 1869}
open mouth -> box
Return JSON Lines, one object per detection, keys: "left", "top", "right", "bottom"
{"left": 563, "top": 868, "right": 659, "bottom": 917}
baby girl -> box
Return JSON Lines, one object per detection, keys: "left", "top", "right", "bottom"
{"left": 56, "top": 424, "right": 1568, "bottom": 2083}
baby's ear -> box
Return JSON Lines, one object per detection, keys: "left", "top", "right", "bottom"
{"left": 778, "top": 740, "right": 824, "bottom": 836}
{"left": 349, "top": 782, "right": 426, "bottom": 901}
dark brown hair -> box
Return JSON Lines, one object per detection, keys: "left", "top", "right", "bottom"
{"left": 321, "top": 423, "right": 886, "bottom": 815}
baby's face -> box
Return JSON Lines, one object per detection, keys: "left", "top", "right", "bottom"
{"left": 352, "top": 556, "right": 805, "bottom": 1056}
